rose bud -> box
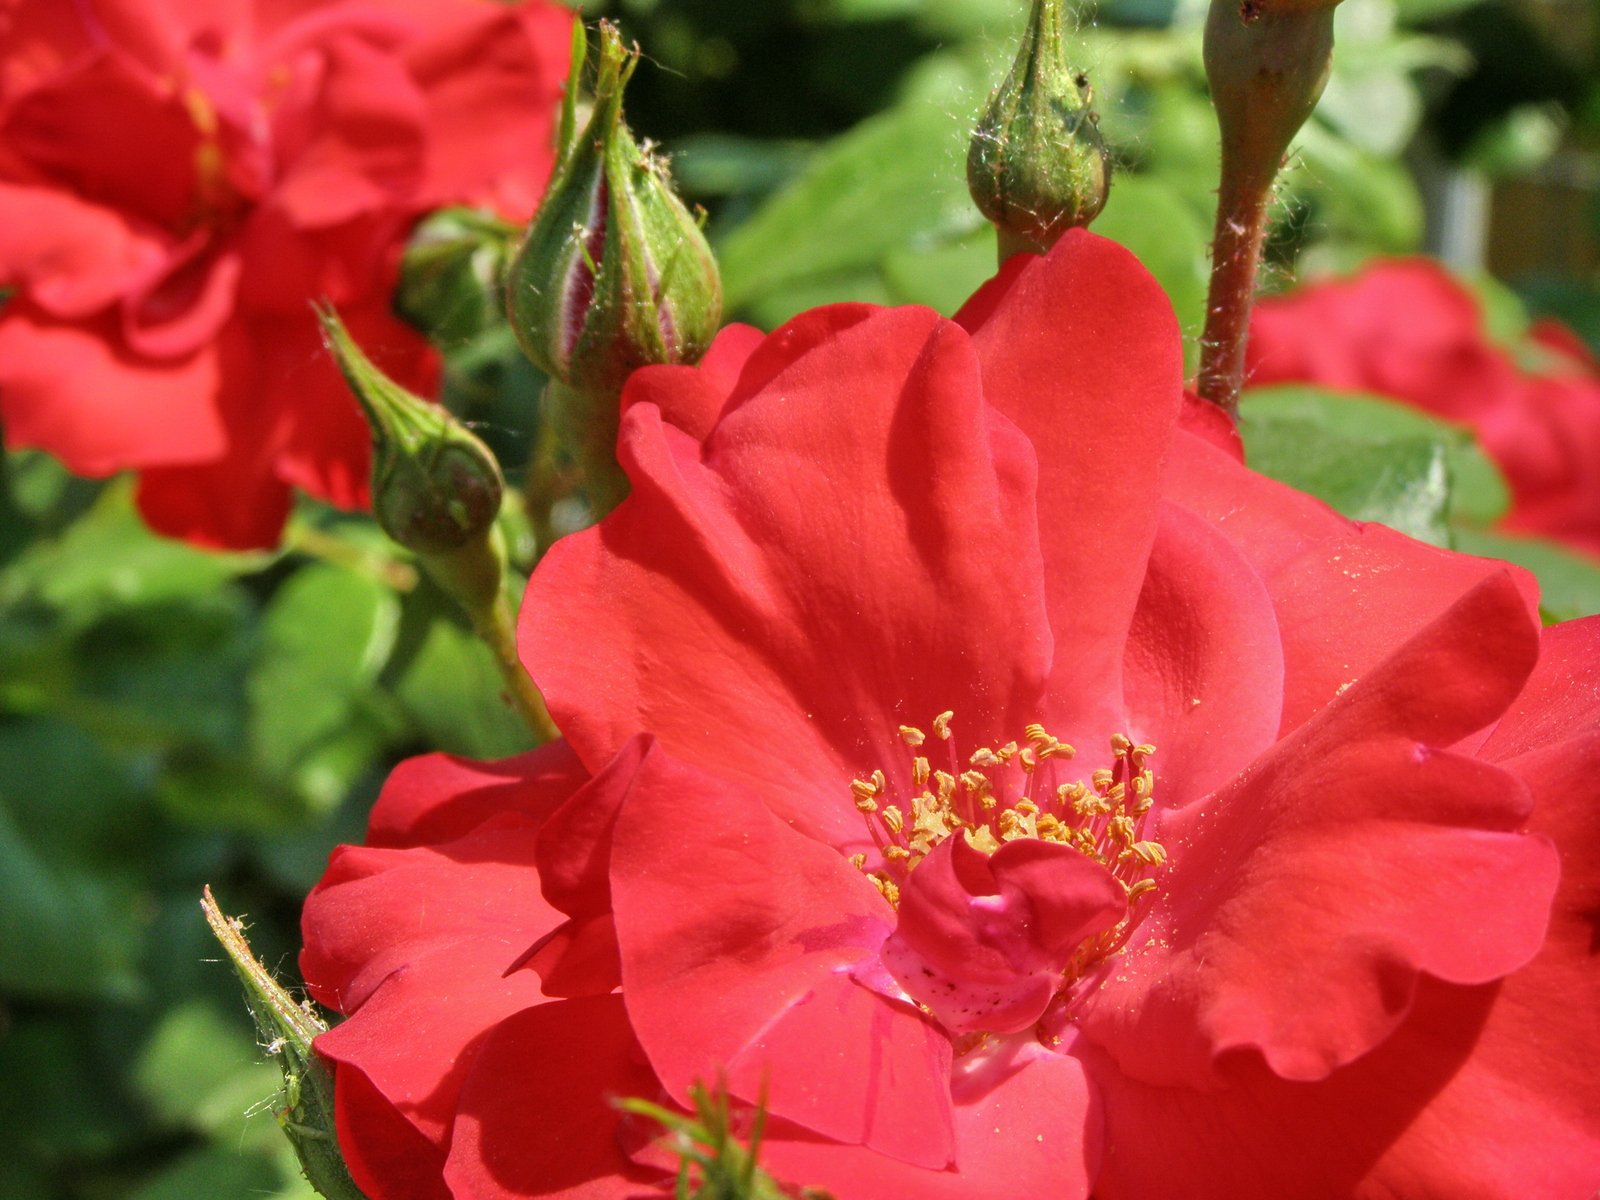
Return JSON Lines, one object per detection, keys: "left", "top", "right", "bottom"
{"left": 968, "top": 0, "right": 1111, "bottom": 259}
{"left": 505, "top": 22, "right": 722, "bottom": 516}
{"left": 317, "top": 305, "right": 504, "bottom": 559}
{"left": 506, "top": 21, "right": 722, "bottom": 399}
{"left": 396, "top": 207, "right": 519, "bottom": 345}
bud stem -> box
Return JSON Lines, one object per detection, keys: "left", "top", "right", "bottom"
{"left": 424, "top": 532, "right": 561, "bottom": 744}
{"left": 1196, "top": 4, "right": 1335, "bottom": 417}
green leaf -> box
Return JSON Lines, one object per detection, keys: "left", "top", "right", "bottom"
{"left": 0, "top": 480, "right": 263, "bottom": 629}
{"left": 1451, "top": 529, "right": 1600, "bottom": 623}
{"left": 127, "top": 1148, "right": 286, "bottom": 1200}
{"left": 249, "top": 565, "right": 400, "bottom": 806}
{"left": 1245, "top": 418, "right": 1453, "bottom": 546}
{"left": 1239, "top": 385, "right": 1511, "bottom": 526}
{"left": 1093, "top": 175, "right": 1210, "bottom": 369}
{"left": 395, "top": 616, "right": 535, "bottom": 759}
{"left": 0, "top": 719, "right": 147, "bottom": 1000}
{"left": 132, "top": 999, "right": 286, "bottom": 1148}
{"left": 716, "top": 61, "right": 985, "bottom": 314}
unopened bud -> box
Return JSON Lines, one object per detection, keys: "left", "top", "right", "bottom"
{"left": 968, "top": 0, "right": 1110, "bottom": 258}
{"left": 506, "top": 21, "right": 722, "bottom": 399}
{"left": 396, "top": 207, "right": 518, "bottom": 344}
{"left": 317, "top": 305, "right": 504, "bottom": 557}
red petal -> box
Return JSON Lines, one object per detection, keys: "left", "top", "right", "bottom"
{"left": 406, "top": 7, "right": 571, "bottom": 219}
{"left": 267, "top": 33, "right": 426, "bottom": 228}
{"left": 1077, "top": 574, "right": 1558, "bottom": 1087}
{"left": 618, "top": 323, "right": 766, "bottom": 442}
{"left": 523, "top": 305, "right": 1053, "bottom": 846}
{"left": 884, "top": 836, "right": 1124, "bottom": 1035}
{"left": 365, "top": 739, "right": 586, "bottom": 849}
{"left": 760, "top": 1037, "right": 1099, "bottom": 1200}
{"left": 1483, "top": 617, "right": 1600, "bottom": 761}
{"left": 330, "top": 1062, "right": 452, "bottom": 1200}
{"left": 957, "top": 230, "right": 1185, "bottom": 739}
{"left": 2, "top": 48, "right": 202, "bottom": 228}
{"left": 0, "top": 304, "right": 228, "bottom": 473}
{"left": 443, "top": 996, "right": 662, "bottom": 1199}
{"left": 301, "top": 821, "right": 557, "bottom": 1146}
{"left": 1248, "top": 258, "right": 1517, "bottom": 423}
{"left": 1164, "top": 431, "right": 1542, "bottom": 733}
{"left": 252, "top": 303, "right": 437, "bottom": 512}
{"left": 0, "top": 183, "right": 168, "bottom": 318}
{"left": 609, "top": 745, "right": 956, "bottom": 1167}
{"left": 135, "top": 453, "right": 294, "bottom": 550}
{"left": 535, "top": 735, "right": 652, "bottom": 918}
{"left": 1122, "top": 502, "right": 1285, "bottom": 807}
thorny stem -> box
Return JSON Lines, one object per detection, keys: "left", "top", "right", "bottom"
{"left": 1196, "top": 160, "right": 1276, "bottom": 418}
{"left": 1196, "top": 3, "right": 1335, "bottom": 418}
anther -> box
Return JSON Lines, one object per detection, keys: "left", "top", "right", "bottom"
{"left": 898, "top": 725, "right": 927, "bottom": 747}
{"left": 932, "top": 711, "right": 954, "bottom": 740}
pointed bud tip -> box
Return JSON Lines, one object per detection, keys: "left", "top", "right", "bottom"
{"left": 318, "top": 305, "right": 505, "bottom": 556}
{"left": 505, "top": 21, "right": 722, "bottom": 399}
{"left": 967, "top": 0, "right": 1111, "bottom": 254}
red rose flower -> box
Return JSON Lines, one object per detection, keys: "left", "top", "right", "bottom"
{"left": 302, "top": 234, "right": 1600, "bottom": 1197}
{"left": 1247, "top": 258, "right": 1600, "bottom": 558}
{"left": 0, "top": 0, "right": 572, "bottom": 548}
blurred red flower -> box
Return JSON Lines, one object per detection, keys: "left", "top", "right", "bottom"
{"left": 301, "top": 234, "right": 1600, "bottom": 1198}
{"left": 0, "top": 0, "right": 572, "bottom": 547}
{"left": 1248, "top": 258, "right": 1600, "bottom": 557}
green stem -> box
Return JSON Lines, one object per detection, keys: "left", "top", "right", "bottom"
{"left": 422, "top": 534, "right": 560, "bottom": 744}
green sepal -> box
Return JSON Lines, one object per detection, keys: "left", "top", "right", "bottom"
{"left": 200, "top": 887, "right": 367, "bottom": 1200}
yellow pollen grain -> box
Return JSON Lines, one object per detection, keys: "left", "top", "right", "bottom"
{"left": 898, "top": 725, "right": 926, "bottom": 747}
{"left": 1131, "top": 840, "right": 1167, "bottom": 865}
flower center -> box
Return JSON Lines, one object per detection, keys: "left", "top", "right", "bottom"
{"left": 850, "top": 713, "right": 1169, "bottom": 1002}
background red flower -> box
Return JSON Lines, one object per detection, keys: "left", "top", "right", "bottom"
{"left": 1247, "top": 259, "right": 1600, "bottom": 559}
{"left": 0, "top": 0, "right": 572, "bottom": 547}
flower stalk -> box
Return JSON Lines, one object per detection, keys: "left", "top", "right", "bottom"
{"left": 200, "top": 887, "right": 367, "bottom": 1200}
{"left": 318, "top": 306, "right": 559, "bottom": 743}
{"left": 1196, "top": 0, "right": 1337, "bottom": 417}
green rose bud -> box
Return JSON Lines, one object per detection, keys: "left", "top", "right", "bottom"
{"left": 505, "top": 21, "right": 722, "bottom": 400}
{"left": 968, "top": 0, "right": 1110, "bottom": 259}
{"left": 317, "top": 304, "right": 504, "bottom": 558}
{"left": 395, "top": 207, "right": 518, "bottom": 345}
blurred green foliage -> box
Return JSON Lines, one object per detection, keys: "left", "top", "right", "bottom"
{"left": 2, "top": 0, "right": 1597, "bottom": 1196}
